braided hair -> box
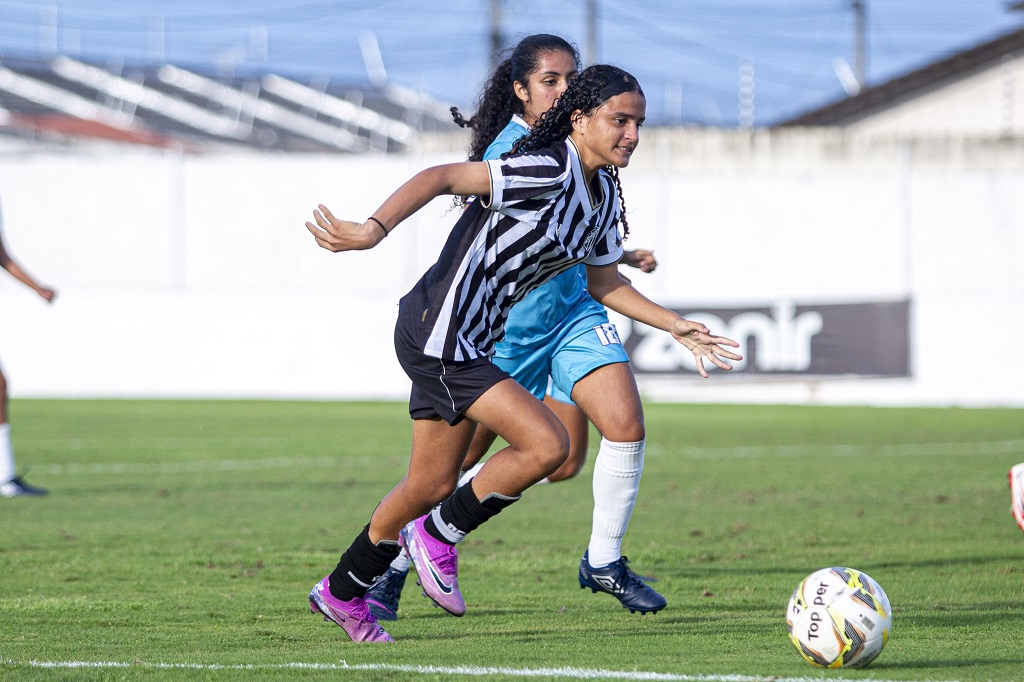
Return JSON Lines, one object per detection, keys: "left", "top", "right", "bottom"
{"left": 450, "top": 34, "right": 580, "bottom": 162}
{"left": 510, "top": 64, "right": 644, "bottom": 240}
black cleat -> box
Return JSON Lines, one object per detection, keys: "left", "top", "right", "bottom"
{"left": 0, "top": 476, "right": 48, "bottom": 498}
{"left": 365, "top": 566, "right": 408, "bottom": 621}
{"left": 578, "top": 550, "right": 666, "bottom": 614}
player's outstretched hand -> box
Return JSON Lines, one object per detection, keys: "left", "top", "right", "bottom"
{"left": 305, "top": 204, "right": 384, "bottom": 252}
{"left": 37, "top": 287, "right": 56, "bottom": 303}
{"left": 670, "top": 319, "right": 742, "bottom": 378}
{"left": 621, "top": 249, "right": 657, "bottom": 273}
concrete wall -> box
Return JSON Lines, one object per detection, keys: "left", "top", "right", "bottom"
{"left": 1, "top": 128, "right": 1022, "bottom": 406}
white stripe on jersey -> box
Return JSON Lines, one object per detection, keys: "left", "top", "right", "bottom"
{"left": 408, "top": 138, "right": 624, "bottom": 361}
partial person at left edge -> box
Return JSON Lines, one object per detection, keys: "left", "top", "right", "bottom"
{"left": 0, "top": 195, "right": 56, "bottom": 498}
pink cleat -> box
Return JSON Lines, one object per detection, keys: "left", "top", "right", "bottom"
{"left": 308, "top": 576, "right": 394, "bottom": 643}
{"left": 400, "top": 517, "right": 466, "bottom": 616}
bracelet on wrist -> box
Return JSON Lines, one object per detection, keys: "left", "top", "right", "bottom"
{"left": 367, "top": 216, "right": 389, "bottom": 238}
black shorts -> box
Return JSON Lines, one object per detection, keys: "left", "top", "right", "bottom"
{"left": 394, "top": 322, "right": 510, "bottom": 426}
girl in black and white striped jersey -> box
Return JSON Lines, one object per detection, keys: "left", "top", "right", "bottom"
{"left": 303, "top": 65, "right": 741, "bottom": 643}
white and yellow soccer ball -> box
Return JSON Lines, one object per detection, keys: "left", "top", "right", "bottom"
{"left": 786, "top": 567, "right": 893, "bottom": 669}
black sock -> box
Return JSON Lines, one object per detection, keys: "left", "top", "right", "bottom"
{"left": 328, "top": 524, "right": 401, "bottom": 601}
{"left": 423, "top": 483, "right": 520, "bottom": 544}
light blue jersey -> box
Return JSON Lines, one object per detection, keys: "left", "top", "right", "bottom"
{"left": 485, "top": 116, "right": 629, "bottom": 402}
{"left": 482, "top": 114, "right": 529, "bottom": 162}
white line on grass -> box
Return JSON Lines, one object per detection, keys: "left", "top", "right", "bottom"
{"left": 32, "top": 455, "right": 346, "bottom": 476}
{"left": 0, "top": 659, "right": 948, "bottom": 682}
{"left": 33, "top": 439, "right": 1024, "bottom": 476}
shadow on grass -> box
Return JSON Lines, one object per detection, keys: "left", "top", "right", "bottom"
{"left": 675, "top": 552, "right": 1024, "bottom": 578}
{"left": 897, "top": 600, "right": 1024, "bottom": 628}
{"left": 873, "top": 656, "right": 1024, "bottom": 671}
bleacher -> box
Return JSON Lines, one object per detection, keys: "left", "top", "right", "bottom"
{"left": 0, "top": 54, "right": 453, "bottom": 153}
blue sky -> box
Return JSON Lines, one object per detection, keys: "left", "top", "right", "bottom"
{"left": 0, "top": 0, "right": 1021, "bottom": 125}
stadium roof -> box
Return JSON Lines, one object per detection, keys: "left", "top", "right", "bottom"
{"left": 0, "top": 55, "right": 454, "bottom": 153}
{"left": 778, "top": 26, "right": 1024, "bottom": 127}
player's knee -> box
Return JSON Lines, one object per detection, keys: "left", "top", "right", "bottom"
{"left": 598, "top": 405, "right": 643, "bottom": 444}
{"left": 601, "top": 417, "right": 645, "bottom": 443}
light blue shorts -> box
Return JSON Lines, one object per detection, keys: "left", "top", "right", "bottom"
{"left": 492, "top": 304, "right": 629, "bottom": 405}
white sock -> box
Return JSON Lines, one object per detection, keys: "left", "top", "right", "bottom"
{"left": 0, "top": 423, "right": 15, "bottom": 483}
{"left": 587, "top": 438, "right": 645, "bottom": 567}
{"left": 457, "top": 461, "right": 485, "bottom": 488}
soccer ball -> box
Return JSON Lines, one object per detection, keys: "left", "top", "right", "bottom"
{"left": 786, "top": 567, "right": 892, "bottom": 669}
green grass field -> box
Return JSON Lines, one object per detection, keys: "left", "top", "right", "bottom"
{"left": 2, "top": 399, "right": 1023, "bottom": 681}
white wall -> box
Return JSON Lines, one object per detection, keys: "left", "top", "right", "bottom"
{"left": 844, "top": 54, "right": 1024, "bottom": 138}
{"left": 1, "top": 128, "right": 1022, "bottom": 406}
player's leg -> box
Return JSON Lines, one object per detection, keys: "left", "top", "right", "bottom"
{"left": 314, "top": 327, "right": 507, "bottom": 639}
{"left": 457, "top": 337, "right": 555, "bottom": 486}
{"left": 549, "top": 312, "right": 645, "bottom": 560}
{"left": 568, "top": 361, "right": 646, "bottom": 558}
{"left": 550, "top": 311, "right": 665, "bottom": 613}
{"left": 365, "top": 416, "right": 478, "bottom": 621}
{"left": 371, "top": 339, "right": 566, "bottom": 620}
{"left": 370, "top": 416, "right": 475, "bottom": 539}
{"left": 0, "top": 365, "right": 12, "bottom": 483}
{"left": 458, "top": 421, "right": 498, "bottom": 483}
{"left": 543, "top": 393, "right": 590, "bottom": 482}
{"left": 464, "top": 392, "right": 589, "bottom": 486}
{"left": 400, "top": 377, "right": 568, "bottom": 615}
{"left": 462, "top": 378, "right": 569, "bottom": 494}
{"left": 311, "top": 415, "right": 475, "bottom": 640}
{"left": 0, "top": 362, "right": 45, "bottom": 498}
{"left": 369, "top": 418, "right": 463, "bottom": 619}
{"left": 570, "top": 362, "right": 665, "bottom": 614}
{"left": 375, "top": 390, "right": 583, "bottom": 621}
{"left": 459, "top": 393, "right": 588, "bottom": 487}
{"left": 1010, "top": 462, "right": 1024, "bottom": 533}
{"left": 0, "top": 363, "right": 7, "bottom": 425}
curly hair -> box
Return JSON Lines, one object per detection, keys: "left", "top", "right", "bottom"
{"left": 450, "top": 34, "right": 580, "bottom": 162}
{"left": 510, "top": 64, "right": 644, "bottom": 239}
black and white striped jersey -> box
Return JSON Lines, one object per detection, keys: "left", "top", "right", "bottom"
{"left": 398, "top": 138, "right": 624, "bottom": 361}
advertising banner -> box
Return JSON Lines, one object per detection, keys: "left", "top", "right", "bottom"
{"left": 622, "top": 300, "right": 911, "bottom": 377}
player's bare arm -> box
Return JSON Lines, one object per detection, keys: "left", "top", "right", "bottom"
{"left": 0, "top": 237, "right": 56, "bottom": 303}
{"left": 306, "top": 162, "right": 491, "bottom": 253}
{"left": 585, "top": 263, "right": 741, "bottom": 378}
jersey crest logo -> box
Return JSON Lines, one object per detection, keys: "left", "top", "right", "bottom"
{"left": 582, "top": 225, "right": 600, "bottom": 254}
